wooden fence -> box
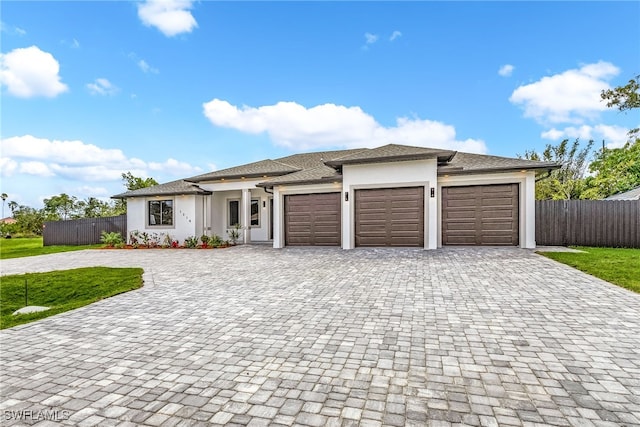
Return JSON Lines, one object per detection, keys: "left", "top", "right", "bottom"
{"left": 43, "top": 215, "right": 127, "bottom": 246}
{"left": 536, "top": 200, "right": 640, "bottom": 248}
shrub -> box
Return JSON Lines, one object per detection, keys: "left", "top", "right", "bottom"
{"left": 227, "top": 224, "right": 241, "bottom": 245}
{"left": 100, "top": 231, "right": 123, "bottom": 248}
{"left": 184, "top": 236, "right": 198, "bottom": 248}
{"left": 200, "top": 234, "right": 211, "bottom": 248}
{"left": 210, "top": 234, "right": 223, "bottom": 247}
{"left": 129, "top": 230, "right": 140, "bottom": 248}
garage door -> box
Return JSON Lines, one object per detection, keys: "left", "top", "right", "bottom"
{"left": 285, "top": 193, "right": 341, "bottom": 246}
{"left": 355, "top": 187, "right": 424, "bottom": 247}
{"left": 442, "top": 184, "right": 519, "bottom": 246}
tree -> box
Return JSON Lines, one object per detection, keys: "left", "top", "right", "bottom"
{"left": 12, "top": 205, "right": 45, "bottom": 235}
{"left": 43, "top": 193, "right": 79, "bottom": 220}
{"left": 520, "top": 139, "right": 593, "bottom": 200}
{"left": 1, "top": 193, "right": 7, "bottom": 219}
{"left": 121, "top": 172, "right": 159, "bottom": 191}
{"left": 601, "top": 74, "right": 640, "bottom": 112}
{"left": 77, "top": 197, "right": 117, "bottom": 218}
{"left": 8, "top": 201, "right": 18, "bottom": 214}
{"left": 582, "top": 139, "right": 640, "bottom": 199}
{"left": 114, "top": 172, "right": 159, "bottom": 214}
{"left": 601, "top": 73, "right": 639, "bottom": 138}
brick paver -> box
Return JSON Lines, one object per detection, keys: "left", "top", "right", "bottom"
{"left": 1, "top": 246, "right": 639, "bottom": 426}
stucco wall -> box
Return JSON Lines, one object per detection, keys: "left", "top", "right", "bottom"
{"left": 125, "top": 195, "right": 198, "bottom": 245}
{"left": 342, "top": 159, "right": 439, "bottom": 250}
{"left": 199, "top": 180, "right": 272, "bottom": 242}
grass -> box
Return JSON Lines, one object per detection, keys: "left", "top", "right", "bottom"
{"left": 0, "top": 237, "right": 101, "bottom": 260}
{"left": 539, "top": 247, "right": 640, "bottom": 294}
{"left": 0, "top": 267, "right": 144, "bottom": 329}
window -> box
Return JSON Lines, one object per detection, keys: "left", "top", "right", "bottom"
{"left": 228, "top": 199, "right": 261, "bottom": 227}
{"left": 149, "top": 200, "right": 173, "bottom": 226}
{"left": 228, "top": 200, "right": 239, "bottom": 227}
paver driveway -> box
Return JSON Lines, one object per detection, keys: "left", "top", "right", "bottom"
{"left": 1, "top": 246, "right": 639, "bottom": 427}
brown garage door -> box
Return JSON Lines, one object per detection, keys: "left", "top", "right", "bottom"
{"left": 442, "top": 184, "right": 519, "bottom": 246}
{"left": 285, "top": 193, "right": 341, "bottom": 246}
{"left": 355, "top": 187, "right": 424, "bottom": 247}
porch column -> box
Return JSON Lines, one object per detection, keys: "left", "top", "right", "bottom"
{"left": 241, "top": 188, "right": 251, "bottom": 244}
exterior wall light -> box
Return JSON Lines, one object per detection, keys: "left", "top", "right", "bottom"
{"left": 344, "top": 192, "right": 349, "bottom": 202}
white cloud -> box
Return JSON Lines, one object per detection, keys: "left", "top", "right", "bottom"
{"left": 541, "top": 124, "right": 631, "bottom": 149}
{"left": 19, "top": 161, "right": 54, "bottom": 177}
{"left": 498, "top": 64, "right": 514, "bottom": 77}
{"left": 2, "top": 135, "right": 127, "bottom": 165}
{"left": 0, "top": 45, "right": 68, "bottom": 98}
{"left": 86, "top": 78, "right": 118, "bottom": 96}
{"left": 509, "top": 61, "right": 619, "bottom": 124}
{"left": 390, "top": 31, "right": 402, "bottom": 41}
{"left": 0, "top": 157, "right": 18, "bottom": 177}
{"left": 138, "top": 59, "right": 159, "bottom": 74}
{"left": 364, "top": 32, "right": 378, "bottom": 45}
{"left": 148, "top": 158, "right": 202, "bottom": 175}
{"left": 138, "top": 0, "right": 198, "bottom": 37}
{"left": 202, "top": 99, "right": 487, "bottom": 153}
{"left": 1, "top": 135, "right": 201, "bottom": 182}
{"left": 1, "top": 22, "right": 26, "bottom": 36}
{"left": 75, "top": 186, "right": 109, "bottom": 197}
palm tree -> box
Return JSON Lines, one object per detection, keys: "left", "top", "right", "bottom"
{"left": 1, "top": 193, "right": 7, "bottom": 220}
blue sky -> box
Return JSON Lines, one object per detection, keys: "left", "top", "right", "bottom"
{"left": 1, "top": 1, "right": 639, "bottom": 209}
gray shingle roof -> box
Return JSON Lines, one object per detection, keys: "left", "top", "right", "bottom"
{"left": 187, "top": 159, "right": 301, "bottom": 182}
{"left": 275, "top": 149, "right": 366, "bottom": 170}
{"left": 112, "top": 180, "right": 211, "bottom": 199}
{"left": 258, "top": 164, "right": 341, "bottom": 187}
{"left": 438, "top": 152, "right": 559, "bottom": 175}
{"left": 112, "top": 144, "right": 561, "bottom": 197}
{"left": 605, "top": 186, "right": 640, "bottom": 200}
{"left": 325, "top": 144, "right": 455, "bottom": 166}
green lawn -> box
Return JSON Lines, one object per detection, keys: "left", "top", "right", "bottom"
{"left": 0, "top": 237, "right": 101, "bottom": 260}
{"left": 0, "top": 267, "right": 144, "bottom": 329}
{"left": 539, "top": 247, "right": 640, "bottom": 294}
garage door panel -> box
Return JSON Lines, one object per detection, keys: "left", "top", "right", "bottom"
{"left": 481, "top": 210, "right": 515, "bottom": 219}
{"left": 355, "top": 187, "right": 424, "bottom": 247}
{"left": 285, "top": 193, "right": 341, "bottom": 246}
{"left": 442, "top": 184, "right": 518, "bottom": 246}
{"left": 482, "top": 196, "right": 516, "bottom": 205}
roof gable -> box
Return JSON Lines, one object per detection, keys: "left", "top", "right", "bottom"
{"left": 112, "top": 179, "right": 211, "bottom": 199}
{"left": 439, "top": 152, "right": 559, "bottom": 175}
{"left": 324, "top": 144, "right": 456, "bottom": 167}
{"left": 187, "top": 159, "right": 301, "bottom": 182}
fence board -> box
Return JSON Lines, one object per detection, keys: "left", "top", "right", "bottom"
{"left": 43, "top": 215, "right": 127, "bottom": 246}
{"left": 536, "top": 200, "right": 640, "bottom": 248}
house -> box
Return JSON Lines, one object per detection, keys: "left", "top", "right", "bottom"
{"left": 604, "top": 186, "right": 640, "bottom": 201}
{"left": 1, "top": 217, "right": 16, "bottom": 225}
{"left": 112, "top": 144, "right": 558, "bottom": 249}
